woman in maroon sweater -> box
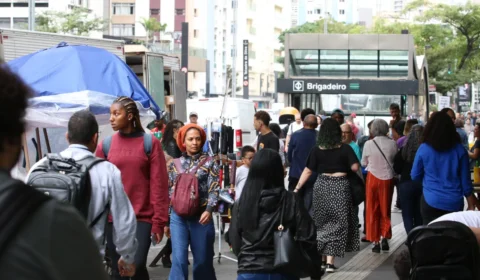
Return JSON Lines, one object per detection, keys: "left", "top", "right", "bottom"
{"left": 96, "top": 96, "right": 169, "bottom": 280}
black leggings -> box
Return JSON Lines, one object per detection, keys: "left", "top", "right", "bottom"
{"left": 106, "top": 221, "right": 152, "bottom": 280}
{"left": 420, "top": 196, "right": 453, "bottom": 225}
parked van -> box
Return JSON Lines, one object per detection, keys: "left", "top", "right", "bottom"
{"left": 186, "top": 97, "right": 257, "bottom": 150}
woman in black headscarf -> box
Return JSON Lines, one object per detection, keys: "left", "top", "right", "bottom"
{"left": 394, "top": 125, "right": 424, "bottom": 234}
{"left": 229, "top": 149, "right": 321, "bottom": 280}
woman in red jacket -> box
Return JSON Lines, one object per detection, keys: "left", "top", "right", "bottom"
{"left": 96, "top": 96, "right": 169, "bottom": 280}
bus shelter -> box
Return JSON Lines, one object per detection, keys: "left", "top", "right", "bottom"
{"left": 277, "top": 33, "right": 429, "bottom": 124}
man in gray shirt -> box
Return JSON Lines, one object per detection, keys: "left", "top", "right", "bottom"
{"left": 0, "top": 67, "right": 108, "bottom": 279}
{"left": 26, "top": 110, "right": 138, "bottom": 276}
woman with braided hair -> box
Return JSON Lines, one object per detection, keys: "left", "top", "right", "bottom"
{"left": 95, "top": 96, "right": 169, "bottom": 280}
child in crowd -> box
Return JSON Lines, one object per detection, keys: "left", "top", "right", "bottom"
{"left": 234, "top": 146, "right": 255, "bottom": 200}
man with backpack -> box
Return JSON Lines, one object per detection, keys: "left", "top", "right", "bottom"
{"left": 26, "top": 110, "right": 138, "bottom": 277}
{"left": 0, "top": 67, "right": 108, "bottom": 279}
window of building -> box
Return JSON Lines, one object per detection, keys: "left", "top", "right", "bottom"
{"left": 315, "top": 9, "right": 321, "bottom": 14}
{"left": 307, "top": 10, "right": 313, "bottom": 14}
{"left": 320, "top": 50, "right": 348, "bottom": 77}
{"left": 339, "top": 9, "right": 345, "bottom": 15}
{"left": 379, "top": 50, "right": 408, "bottom": 77}
{"left": 113, "top": 3, "right": 135, "bottom": 15}
{"left": 0, "top": 17, "right": 10, "bottom": 29}
{"left": 290, "top": 50, "right": 319, "bottom": 76}
{"left": 194, "top": 8, "right": 198, "bottom": 17}
{"left": 0, "top": 2, "right": 10, "bottom": 8}
{"left": 13, "top": 18, "right": 28, "bottom": 30}
{"left": 194, "top": 29, "right": 199, "bottom": 38}
{"left": 175, "top": 9, "right": 185, "bottom": 15}
{"left": 340, "top": 0, "right": 345, "bottom": 2}
{"left": 112, "top": 24, "right": 135, "bottom": 36}
{"left": 150, "top": 9, "right": 159, "bottom": 15}
{"left": 349, "top": 50, "right": 379, "bottom": 77}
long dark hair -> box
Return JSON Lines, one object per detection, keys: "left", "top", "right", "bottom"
{"left": 423, "top": 111, "right": 460, "bottom": 151}
{"left": 317, "top": 118, "right": 342, "bottom": 148}
{"left": 113, "top": 96, "right": 144, "bottom": 133}
{"left": 402, "top": 125, "right": 424, "bottom": 163}
{"left": 163, "top": 119, "right": 184, "bottom": 144}
{"left": 238, "top": 149, "right": 285, "bottom": 231}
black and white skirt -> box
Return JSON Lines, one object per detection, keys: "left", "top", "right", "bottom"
{"left": 313, "top": 174, "right": 360, "bottom": 257}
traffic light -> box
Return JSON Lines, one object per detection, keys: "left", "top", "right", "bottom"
{"left": 448, "top": 64, "right": 452, "bottom": 75}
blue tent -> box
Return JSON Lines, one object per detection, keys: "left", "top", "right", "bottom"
{"left": 7, "top": 42, "right": 160, "bottom": 127}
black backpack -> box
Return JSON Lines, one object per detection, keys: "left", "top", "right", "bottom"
{"left": 26, "top": 154, "right": 106, "bottom": 227}
{"left": 407, "top": 221, "right": 480, "bottom": 280}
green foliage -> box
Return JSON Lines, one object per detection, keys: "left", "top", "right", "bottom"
{"left": 140, "top": 17, "right": 167, "bottom": 42}
{"left": 36, "top": 7, "right": 106, "bottom": 36}
{"left": 276, "top": 2, "right": 480, "bottom": 94}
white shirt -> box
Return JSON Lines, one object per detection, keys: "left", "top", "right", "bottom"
{"left": 361, "top": 136, "right": 398, "bottom": 180}
{"left": 430, "top": 211, "right": 480, "bottom": 227}
{"left": 287, "top": 122, "right": 303, "bottom": 136}
{"left": 235, "top": 165, "right": 249, "bottom": 200}
{"left": 26, "top": 145, "right": 138, "bottom": 264}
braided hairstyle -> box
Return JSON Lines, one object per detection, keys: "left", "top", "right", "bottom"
{"left": 113, "top": 96, "right": 145, "bottom": 133}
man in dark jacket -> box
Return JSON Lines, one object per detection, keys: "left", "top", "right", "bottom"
{"left": 0, "top": 66, "right": 109, "bottom": 279}
{"left": 287, "top": 114, "right": 318, "bottom": 215}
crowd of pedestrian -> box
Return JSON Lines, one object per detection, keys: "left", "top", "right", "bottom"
{"left": 1, "top": 63, "right": 480, "bottom": 280}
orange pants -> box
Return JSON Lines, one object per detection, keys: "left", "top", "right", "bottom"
{"left": 365, "top": 172, "right": 394, "bottom": 242}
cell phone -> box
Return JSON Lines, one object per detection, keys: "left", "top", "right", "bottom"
{"left": 151, "top": 234, "right": 157, "bottom": 246}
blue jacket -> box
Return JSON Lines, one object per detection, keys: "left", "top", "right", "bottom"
{"left": 288, "top": 128, "right": 317, "bottom": 181}
{"left": 411, "top": 143, "right": 473, "bottom": 211}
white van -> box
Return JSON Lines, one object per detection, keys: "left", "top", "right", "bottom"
{"left": 186, "top": 97, "right": 257, "bottom": 150}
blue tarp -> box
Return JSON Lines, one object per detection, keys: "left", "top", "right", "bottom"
{"left": 7, "top": 42, "right": 160, "bottom": 117}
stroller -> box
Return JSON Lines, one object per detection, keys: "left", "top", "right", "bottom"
{"left": 406, "top": 221, "right": 480, "bottom": 280}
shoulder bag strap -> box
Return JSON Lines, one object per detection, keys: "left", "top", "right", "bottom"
{"left": 188, "top": 156, "right": 211, "bottom": 175}
{"left": 372, "top": 139, "right": 394, "bottom": 173}
{"left": 278, "top": 193, "right": 286, "bottom": 231}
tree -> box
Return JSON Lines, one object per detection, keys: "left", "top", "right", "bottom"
{"left": 36, "top": 7, "right": 105, "bottom": 36}
{"left": 226, "top": 65, "right": 241, "bottom": 96}
{"left": 140, "top": 17, "right": 167, "bottom": 43}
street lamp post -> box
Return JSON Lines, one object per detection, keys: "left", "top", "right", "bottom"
{"left": 28, "top": 0, "right": 35, "bottom": 31}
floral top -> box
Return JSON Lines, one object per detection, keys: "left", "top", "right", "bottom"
{"left": 167, "top": 152, "right": 220, "bottom": 213}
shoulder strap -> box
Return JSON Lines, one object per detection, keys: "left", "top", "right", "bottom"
{"left": 102, "top": 136, "right": 112, "bottom": 159}
{"left": 173, "top": 158, "right": 185, "bottom": 174}
{"left": 89, "top": 202, "right": 109, "bottom": 228}
{"left": 143, "top": 132, "right": 152, "bottom": 157}
{"left": 372, "top": 140, "right": 394, "bottom": 172}
{"left": 0, "top": 179, "right": 50, "bottom": 258}
{"left": 278, "top": 193, "right": 287, "bottom": 230}
{"left": 189, "top": 156, "right": 210, "bottom": 175}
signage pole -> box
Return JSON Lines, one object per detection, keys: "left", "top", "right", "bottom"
{"left": 243, "top": 40, "right": 249, "bottom": 99}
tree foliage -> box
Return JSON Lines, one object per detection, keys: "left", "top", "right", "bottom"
{"left": 140, "top": 17, "right": 167, "bottom": 43}
{"left": 36, "top": 7, "right": 105, "bottom": 36}
{"left": 278, "top": 2, "right": 480, "bottom": 94}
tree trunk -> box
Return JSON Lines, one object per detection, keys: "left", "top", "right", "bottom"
{"left": 458, "top": 41, "right": 474, "bottom": 71}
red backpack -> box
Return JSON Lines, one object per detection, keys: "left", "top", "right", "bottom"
{"left": 172, "top": 157, "right": 210, "bottom": 217}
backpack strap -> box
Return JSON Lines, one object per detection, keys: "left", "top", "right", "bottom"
{"left": 0, "top": 179, "right": 50, "bottom": 258}
{"left": 102, "top": 136, "right": 113, "bottom": 159}
{"left": 188, "top": 156, "right": 211, "bottom": 175}
{"left": 173, "top": 158, "right": 185, "bottom": 174}
{"left": 143, "top": 132, "right": 152, "bottom": 157}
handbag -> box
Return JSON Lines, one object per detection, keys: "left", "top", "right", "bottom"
{"left": 273, "top": 195, "right": 311, "bottom": 278}
{"left": 348, "top": 169, "right": 366, "bottom": 206}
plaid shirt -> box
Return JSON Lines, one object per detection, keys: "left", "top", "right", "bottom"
{"left": 167, "top": 153, "right": 220, "bottom": 212}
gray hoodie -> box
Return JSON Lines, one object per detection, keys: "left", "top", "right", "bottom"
{"left": 26, "top": 144, "right": 137, "bottom": 264}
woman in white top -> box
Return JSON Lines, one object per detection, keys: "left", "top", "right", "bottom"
{"left": 361, "top": 119, "right": 398, "bottom": 253}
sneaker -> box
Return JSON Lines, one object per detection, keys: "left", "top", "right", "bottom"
{"left": 325, "top": 264, "right": 337, "bottom": 273}
{"left": 321, "top": 261, "right": 327, "bottom": 269}
{"left": 381, "top": 238, "right": 390, "bottom": 251}
{"left": 372, "top": 243, "right": 381, "bottom": 253}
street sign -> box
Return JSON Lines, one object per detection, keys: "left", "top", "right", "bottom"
{"left": 438, "top": 96, "right": 450, "bottom": 111}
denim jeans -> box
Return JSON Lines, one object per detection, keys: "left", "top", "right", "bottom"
{"left": 237, "top": 273, "right": 299, "bottom": 280}
{"left": 398, "top": 180, "right": 423, "bottom": 233}
{"left": 169, "top": 210, "right": 216, "bottom": 280}
{"left": 106, "top": 221, "right": 152, "bottom": 280}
